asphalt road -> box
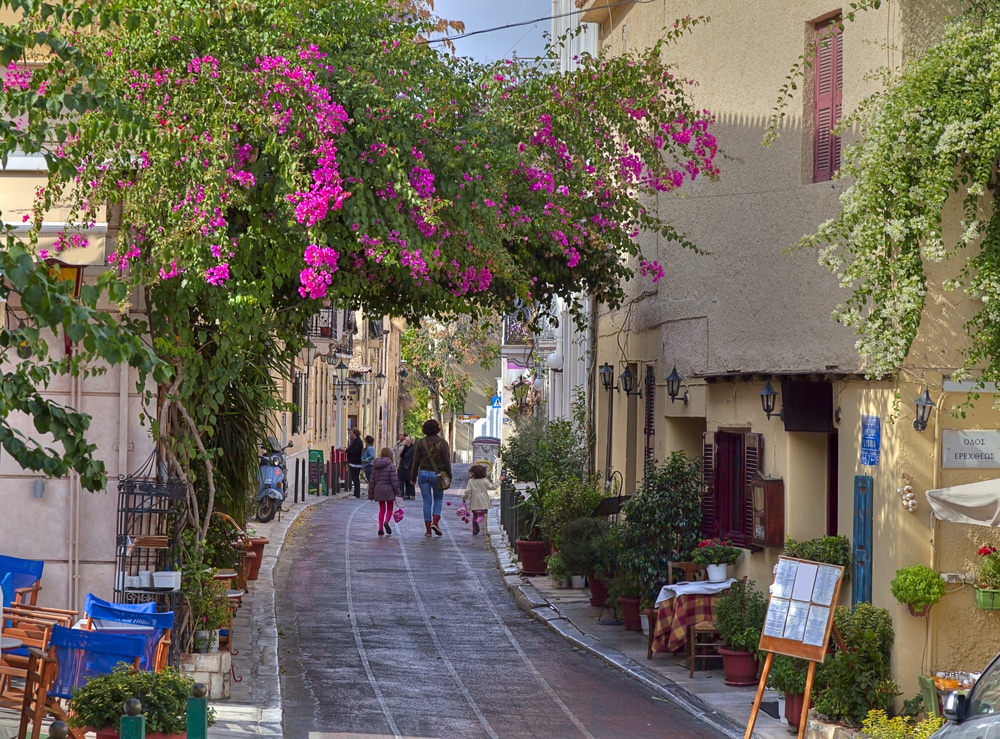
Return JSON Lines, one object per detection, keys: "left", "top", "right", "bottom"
{"left": 275, "top": 472, "right": 725, "bottom": 739}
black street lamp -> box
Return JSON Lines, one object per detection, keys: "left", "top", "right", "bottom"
{"left": 760, "top": 380, "right": 780, "bottom": 420}
{"left": 913, "top": 387, "right": 935, "bottom": 432}
{"left": 665, "top": 365, "right": 689, "bottom": 404}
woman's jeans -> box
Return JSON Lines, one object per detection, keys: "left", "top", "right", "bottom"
{"left": 417, "top": 469, "right": 443, "bottom": 521}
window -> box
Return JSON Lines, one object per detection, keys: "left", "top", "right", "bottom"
{"left": 813, "top": 17, "right": 842, "bottom": 183}
{"left": 291, "top": 374, "right": 303, "bottom": 435}
{"left": 702, "top": 430, "right": 762, "bottom": 548}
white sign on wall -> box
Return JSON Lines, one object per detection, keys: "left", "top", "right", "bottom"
{"left": 942, "top": 430, "right": 1000, "bottom": 469}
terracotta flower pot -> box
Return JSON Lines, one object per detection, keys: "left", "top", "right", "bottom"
{"left": 718, "top": 646, "right": 759, "bottom": 686}
{"left": 96, "top": 728, "right": 186, "bottom": 739}
{"left": 515, "top": 540, "right": 548, "bottom": 576}
{"left": 784, "top": 692, "right": 805, "bottom": 728}
{"left": 588, "top": 577, "right": 609, "bottom": 607}
{"left": 245, "top": 537, "right": 269, "bottom": 581}
{"left": 617, "top": 595, "right": 642, "bottom": 631}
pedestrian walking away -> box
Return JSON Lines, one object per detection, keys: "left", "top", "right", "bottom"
{"left": 410, "top": 418, "right": 451, "bottom": 537}
{"left": 367, "top": 447, "right": 402, "bottom": 535}
{"left": 346, "top": 428, "right": 363, "bottom": 498}
{"left": 361, "top": 435, "right": 376, "bottom": 483}
{"left": 397, "top": 436, "right": 416, "bottom": 499}
{"left": 463, "top": 463, "right": 497, "bottom": 536}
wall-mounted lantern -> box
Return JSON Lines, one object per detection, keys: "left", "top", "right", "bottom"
{"left": 760, "top": 379, "right": 781, "bottom": 420}
{"left": 913, "top": 387, "right": 935, "bottom": 432}
{"left": 665, "top": 365, "right": 689, "bottom": 404}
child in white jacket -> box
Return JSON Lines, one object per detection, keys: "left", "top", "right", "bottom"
{"left": 462, "top": 464, "right": 497, "bottom": 535}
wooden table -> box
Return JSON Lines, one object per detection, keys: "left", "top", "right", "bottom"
{"left": 651, "top": 579, "right": 736, "bottom": 655}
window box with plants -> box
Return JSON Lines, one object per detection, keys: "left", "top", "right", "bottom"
{"left": 890, "top": 563, "right": 946, "bottom": 617}
{"left": 974, "top": 544, "right": 1000, "bottom": 610}
{"left": 714, "top": 578, "right": 767, "bottom": 686}
{"left": 68, "top": 665, "right": 215, "bottom": 739}
{"left": 692, "top": 538, "right": 743, "bottom": 582}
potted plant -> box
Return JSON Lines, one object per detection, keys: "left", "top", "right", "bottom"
{"left": 244, "top": 525, "right": 269, "bottom": 582}
{"left": 514, "top": 483, "right": 548, "bottom": 576}
{"left": 609, "top": 569, "right": 644, "bottom": 631}
{"left": 768, "top": 655, "right": 809, "bottom": 727}
{"left": 68, "top": 665, "right": 215, "bottom": 738}
{"left": 714, "top": 578, "right": 767, "bottom": 686}
{"left": 691, "top": 537, "right": 743, "bottom": 582}
{"left": 974, "top": 544, "right": 1000, "bottom": 609}
{"left": 182, "top": 567, "right": 233, "bottom": 653}
{"left": 783, "top": 535, "right": 853, "bottom": 574}
{"left": 890, "top": 563, "right": 946, "bottom": 616}
{"left": 545, "top": 551, "right": 571, "bottom": 588}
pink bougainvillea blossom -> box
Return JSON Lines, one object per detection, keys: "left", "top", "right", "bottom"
{"left": 205, "top": 263, "right": 230, "bottom": 285}
{"left": 639, "top": 259, "right": 665, "bottom": 283}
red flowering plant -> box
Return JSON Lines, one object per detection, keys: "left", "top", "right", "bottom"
{"left": 977, "top": 545, "right": 1000, "bottom": 590}
{"left": 692, "top": 538, "right": 743, "bottom": 566}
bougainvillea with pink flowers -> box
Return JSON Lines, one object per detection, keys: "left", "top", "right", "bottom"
{"left": 1, "top": 0, "right": 717, "bottom": 532}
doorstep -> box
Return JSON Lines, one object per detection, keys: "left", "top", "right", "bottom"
{"left": 524, "top": 577, "right": 794, "bottom": 739}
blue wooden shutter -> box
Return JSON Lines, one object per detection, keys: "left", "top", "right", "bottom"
{"left": 852, "top": 475, "right": 873, "bottom": 606}
{"left": 813, "top": 19, "right": 843, "bottom": 182}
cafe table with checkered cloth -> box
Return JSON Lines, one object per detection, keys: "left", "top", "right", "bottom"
{"left": 650, "top": 579, "right": 737, "bottom": 654}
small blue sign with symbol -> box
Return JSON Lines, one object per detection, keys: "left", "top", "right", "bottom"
{"left": 491, "top": 395, "right": 502, "bottom": 408}
{"left": 860, "top": 415, "right": 881, "bottom": 466}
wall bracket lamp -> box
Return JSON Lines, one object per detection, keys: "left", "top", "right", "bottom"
{"left": 620, "top": 366, "right": 642, "bottom": 398}
{"left": 598, "top": 362, "right": 616, "bottom": 392}
{"left": 665, "top": 365, "right": 689, "bottom": 404}
{"left": 760, "top": 380, "right": 782, "bottom": 421}
{"left": 913, "top": 387, "right": 935, "bottom": 432}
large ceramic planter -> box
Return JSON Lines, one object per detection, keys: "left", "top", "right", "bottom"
{"left": 718, "top": 646, "right": 759, "bottom": 686}
{"left": 706, "top": 563, "right": 729, "bottom": 582}
{"left": 785, "top": 692, "right": 805, "bottom": 727}
{"left": 96, "top": 729, "right": 185, "bottom": 739}
{"left": 618, "top": 595, "right": 642, "bottom": 631}
{"left": 516, "top": 540, "right": 548, "bottom": 576}
{"left": 588, "top": 577, "right": 609, "bottom": 608}
{"left": 245, "top": 537, "right": 269, "bottom": 581}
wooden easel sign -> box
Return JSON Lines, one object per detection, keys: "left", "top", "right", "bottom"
{"left": 743, "top": 557, "right": 845, "bottom": 739}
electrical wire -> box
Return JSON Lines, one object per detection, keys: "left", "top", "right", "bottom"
{"left": 419, "top": 0, "right": 654, "bottom": 46}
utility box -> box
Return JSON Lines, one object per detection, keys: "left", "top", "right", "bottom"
{"left": 751, "top": 473, "right": 784, "bottom": 548}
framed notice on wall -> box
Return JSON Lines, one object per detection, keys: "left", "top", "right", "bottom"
{"left": 758, "top": 556, "right": 845, "bottom": 663}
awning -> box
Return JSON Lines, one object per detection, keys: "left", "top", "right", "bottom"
{"left": 926, "top": 478, "right": 1000, "bottom": 527}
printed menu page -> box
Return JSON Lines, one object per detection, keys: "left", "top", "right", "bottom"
{"left": 773, "top": 558, "right": 797, "bottom": 599}
{"left": 791, "top": 562, "right": 818, "bottom": 601}
{"left": 803, "top": 605, "right": 830, "bottom": 647}
{"left": 763, "top": 597, "right": 790, "bottom": 638}
{"left": 812, "top": 565, "right": 841, "bottom": 606}
{"left": 782, "top": 601, "right": 810, "bottom": 642}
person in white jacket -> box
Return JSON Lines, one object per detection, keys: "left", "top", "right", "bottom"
{"left": 462, "top": 464, "right": 497, "bottom": 536}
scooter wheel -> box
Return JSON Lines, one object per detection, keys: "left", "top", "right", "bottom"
{"left": 256, "top": 497, "right": 277, "bottom": 523}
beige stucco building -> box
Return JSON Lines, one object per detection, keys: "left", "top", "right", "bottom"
{"left": 580, "top": 0, "right": 996, "bottom": 699}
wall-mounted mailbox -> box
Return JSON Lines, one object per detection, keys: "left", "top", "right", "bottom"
{"left": 751, "top": 473, "right": 784, "bottom": 548}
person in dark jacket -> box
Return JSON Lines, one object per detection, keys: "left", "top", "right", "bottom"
{"left": 346, "top": 428, "right": 363, "bottom": 498}
{"left": 367, "top": 447, "right": 401, "bottom": 535}
{"left": 410, "top": 419, "right": 452, "bottom": 537}
{"left": 397, "top": 436, "right": 416, "bottom": 500}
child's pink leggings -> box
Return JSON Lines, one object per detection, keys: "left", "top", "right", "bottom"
{"left": 378, "top": 500, "right": 395, "bottom": 528}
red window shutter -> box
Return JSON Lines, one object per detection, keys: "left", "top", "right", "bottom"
{"left": 701, "top": 431, "right": 717, "bottom": 538}
{"left": 813, "top": 20, "right": 842, "bottom": 182}
{"left": 743, "top": 433, "right": 763, "bottom": 549}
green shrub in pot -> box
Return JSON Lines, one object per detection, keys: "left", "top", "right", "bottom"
{"left": 768, "top": 654, "right": 808, "bottom": 696}
{"left": 889, "top": 564, "right": 946, "bottom": 613}
{"left": 714, "top": 578, "right": 767, "bottom": 654}
{"left": 557, "top": 516, "right": 605, "bottom": 576}
{"left": 69, "top": 665, "right": 215, "bottom": 735}
{"left": 545, "top": 551, "right": 571, "bottom": 583}
{"left": 782, "top": 535, "right": 852, "bottom": 571}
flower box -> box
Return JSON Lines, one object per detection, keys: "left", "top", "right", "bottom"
{"left": 975, "top": 585, "right": 1000, "bottom": 610}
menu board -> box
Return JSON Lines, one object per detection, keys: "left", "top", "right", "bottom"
{"left": 758, "top": 556, "right": 844, "bottom": 662}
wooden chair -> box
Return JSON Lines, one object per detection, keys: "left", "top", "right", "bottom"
{"left": 919, "top": 674, "right": 942, "bottom": 719}
{"left": 0, "top": 557, "right": 44, "bottom": 606}
{"left": 687, "top": 620, "right": 726, "bottom": 677}
{"left": 647, "top": 562, "right": 707, "bottom": 659}
{"left": 81, "top": 601, "right": 174, "bottom": 673}
{"left": 18, "top": 624, "right": 145, "bottom": 739}
{"left": 0, "top": 604, "right": 76, "bottom": 708}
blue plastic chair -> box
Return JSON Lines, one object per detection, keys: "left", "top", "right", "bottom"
{"left": 47, "top": 624, "right": 146, "bottom": 699}
{"left": 84, "top": 602, "right": 174, "bottom": 672}
{"left": 0, "top": 555, "right": 44, "bottom": 605}
{"left": 84, "top": 592, "right": 156, "bottom": 616}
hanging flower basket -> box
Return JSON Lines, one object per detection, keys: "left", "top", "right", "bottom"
{"left": 974, "top": 585, "right": 1000, "bottom": 610}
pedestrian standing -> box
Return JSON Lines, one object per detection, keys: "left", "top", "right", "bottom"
{"left": 462, "top": 464, "right": 497, "bottom": 536}
{"left": 411, "top": 419, "right": 451, "bottom": 537}
{"left": 361, "top": 435, "right": 376, "bottom": 482}
{"left": 368, "top": 447, "right": 402, "bottom": 535}
{"left": 346, "top": 428, "right": 363, "bottom": 498}
{"left": 392, "top": 430, "right": 407, "bottom": 464}
{"left": 398, "top": 436, "right": 416, "bottom": 500}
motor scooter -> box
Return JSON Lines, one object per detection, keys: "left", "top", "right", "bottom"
{"left": 256, "top": 436, "right": 292, "bottom": 523}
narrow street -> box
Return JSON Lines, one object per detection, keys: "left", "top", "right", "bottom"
{"left": 274, "top": 470, "right": 726, "bottom": 739}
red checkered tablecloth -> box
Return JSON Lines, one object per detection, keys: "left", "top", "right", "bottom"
{"left": 651, "top": 593, "right": 719, "bottom": 654}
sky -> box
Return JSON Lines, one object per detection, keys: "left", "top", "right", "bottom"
{"left": 429, "top": 1, "right": 550, "bottom": 64}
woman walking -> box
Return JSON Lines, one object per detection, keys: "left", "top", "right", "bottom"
{"left": 411, "top": 419, "right": 451, "bottom": 537}
{"left": 397, "top": 436, "right": 416, "bottom": 500}
{"left": 346, "top": 428, "right": 363, "bottom": 498}
{"left": 368, "top": 447, "right": 402, "bottom": 535}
